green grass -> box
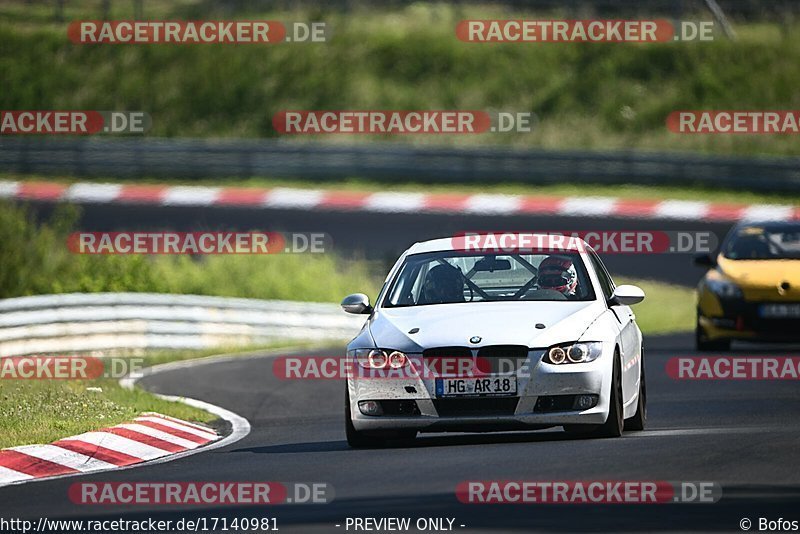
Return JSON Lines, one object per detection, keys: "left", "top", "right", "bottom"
{"left": 2, "top": 2, "right": 800, "bottom": 155}
{"left": 0, "top": 349, "right": 217, "bottom": 449}
{"left": 0, "top": 201, "right": 382, "bottom": 301}
{"left": 0, "top": 343, "right": 309, "bottom": 449}
{"left": 0, "top": 200, "right": 695, "bottom": 336}
{"left": 0, "top": 277, "right": 693, "bottom": 449}
{"left": 0, "top": 173, "right": 699, "bottom": 449}
{"left": 617, "top": 278, "right": 695, "bottom": 335}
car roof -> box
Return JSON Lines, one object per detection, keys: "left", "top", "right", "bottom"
{"left": 405, "top": 233, "right": 588, "bottom": 255}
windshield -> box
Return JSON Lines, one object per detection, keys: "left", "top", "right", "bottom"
{"left": 383, "top": 251, "right": 596, "bottom": 307}
{"left": 723, "top": 224, "right": 800, "bottom": 260}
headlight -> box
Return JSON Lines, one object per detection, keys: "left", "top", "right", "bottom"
{"left": 706, "top": 279, "right": 743, "bottom": 299}
{"left": 348, "top": 348, "right": 409, "bottom": 369}
{"left": 544, "top": 342, "right": 603, "bottom": 365}
{"left": 368, "top": 349, "right": 387, "bottom": 369}
{"left": 387, "top": 351, "right": 407, "bottom": 369}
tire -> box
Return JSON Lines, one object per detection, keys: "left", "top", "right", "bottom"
{"left": 695, "top": 316, "right": 731, "bottom": 352}
{"left": 564, "top": 352, "right": 623, "bottom": 439}
{"left": 345, "top": 387, "right": 386, "bottom": 448}
{"left": 344, "top": 388, "right": 416, "bottom": 448}
{"left": 625, "top": 352, "right": 646, "bottom": 431}
{"left": 592, "top": 353, "right": 624, "bottom": 438}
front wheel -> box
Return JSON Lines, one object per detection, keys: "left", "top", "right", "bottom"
{"left": 345, "top": 387, "right": 386, "bottom": 448}
{"left": 344, "top": 388, "right": 416, "bottom": 448}
{"left": 591, "top": 354, "right": 624, "bottom": 438}
{"left": 564, "top": 353, "right": 623, "bottom": 439}
{"left": 625, "top": 354, "right": 646, "bottom": 431}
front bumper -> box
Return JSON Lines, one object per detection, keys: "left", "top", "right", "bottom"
{"left": 348, "top": 349, "right": 612, "bottom": 432}
{"left": 699, "top": 299, "right": 800, "bottom": 342}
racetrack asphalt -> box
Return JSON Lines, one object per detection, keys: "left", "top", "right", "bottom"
{"left": 6, "top": 199, "right": 796, "bottom": 532}
{"left": 2, "top": 334, "right": 799, "bottom": 532}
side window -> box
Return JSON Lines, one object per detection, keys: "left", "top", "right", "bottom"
{"left": 588, "top": 251, "right": 614, "bottom": 300}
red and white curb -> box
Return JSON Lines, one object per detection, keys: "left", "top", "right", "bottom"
{"left": 1, "top": 180, "right": 797, "bottom": 222}
{"left": 0, "top": 413, "right": 219, "bottom": 487}
{"left": 0, "top": 351, "right": 262, "bottom": 488}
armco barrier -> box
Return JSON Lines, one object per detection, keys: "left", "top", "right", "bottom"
{"left": 1, "top": 137, "right": 799, "bottom": 192}
{"left": 0, "top": 293, "right": 365, "bottom": 357}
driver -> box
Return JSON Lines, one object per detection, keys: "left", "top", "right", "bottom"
{"left": 420, "top": 264, "right": 465, "bottom": 304}
{"left": 537, "top": 255, "right": 578, "bottom": 297}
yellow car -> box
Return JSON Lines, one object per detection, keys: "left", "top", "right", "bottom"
{"left": 694, "top": 220, "right": 800, "bottom": 351}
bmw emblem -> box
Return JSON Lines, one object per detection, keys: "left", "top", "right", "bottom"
{"left": 469, "top": 336, "right": 482, "bottom": 344}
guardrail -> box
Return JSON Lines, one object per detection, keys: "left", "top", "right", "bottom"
{"left": 1, "top": 137, "right": 799, "bottom": 192}
{"left": 0, "top": 293, "right": 364, "bottom": 356}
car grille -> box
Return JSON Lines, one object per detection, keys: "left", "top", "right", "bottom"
{"left": 423, "top": 347, "right": 472, "bottom": 359}
{"left": 477, "top": 345, "right": 529, "bottom": 373}
{"left": 433, "top": 397, "right": 519, "bottom": 417}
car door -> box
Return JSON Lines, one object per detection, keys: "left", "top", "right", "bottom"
{"left": 588, "top": 250, "right": 641, "bottom": 406}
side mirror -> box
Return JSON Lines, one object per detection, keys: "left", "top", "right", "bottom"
{"left": 693, "top": 253, "right": 716, "bottom": 268}
{"left": 609, "top": 284, "right": 645, "bottom": 306}
{"left": 341, "top": 293, "right": 373, "bottom": 315}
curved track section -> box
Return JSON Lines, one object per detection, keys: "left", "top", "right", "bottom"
{"left": 2, "top": 336, "right": 799, "bottom": 532}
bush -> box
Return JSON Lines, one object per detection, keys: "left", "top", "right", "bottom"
{"left": 1, "top": 5, "right": 799, "bottom": 154}
{"left": 0, "top": 202, "right": 380, "bottom": 301}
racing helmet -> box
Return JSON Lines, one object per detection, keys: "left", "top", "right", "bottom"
{"left": 421, "top": 264, "right": 465, "bottom": 304}
{"left": 537, "top": 255, "right": 578, "bottom": 296}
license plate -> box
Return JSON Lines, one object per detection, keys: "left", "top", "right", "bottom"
{"left": 759, "top": 304, "right": 800, "bottom": 318}
{"left": 436, "top": 377, "right": 517, "bottom": 397}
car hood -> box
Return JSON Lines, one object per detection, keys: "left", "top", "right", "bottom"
{"left": 716, "top": 256, "right": 800, "bottom": 300}
{"left": 368, "top": 300, "right": 603, "bottom": 351}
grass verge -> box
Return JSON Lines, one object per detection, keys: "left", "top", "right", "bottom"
{"left": 0, "top": 277, "right": 692, "bottom": 449}
{"left": 617, "top": 277, "right": 695, "bottom": 335}
{"left": 0, "top": 343, "right": 314, "bottom": 449}
{"left": 2, "top": 3, "right": 800, "bottom": 155}
{"left": 0, "top": 201, "right": 382, "bottom": 301}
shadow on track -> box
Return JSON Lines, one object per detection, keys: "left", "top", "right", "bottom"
{"left": 229, "top": 428, "right": 618, "bottom": 455}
